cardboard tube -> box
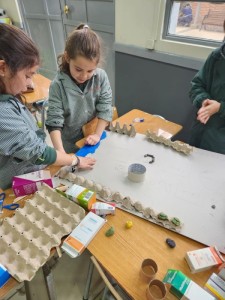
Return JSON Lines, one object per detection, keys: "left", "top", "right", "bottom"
{"left": 140, "top": 258, "right": 158, "bottom": 283}
{"left": 146, "top": 279, "right": 167, "bottom": 300}
{"left": 128, "top": 163, "right": 146, "bottom": 182}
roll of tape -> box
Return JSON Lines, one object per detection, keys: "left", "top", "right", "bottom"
{"left": 140, "top": 258, "right": 158, "bottom": 283}
{"left": 128, "top": 163, "right": 146, "bottom": 182}
{"left": 146, "top": 279, "right": 167, "bottom": 300}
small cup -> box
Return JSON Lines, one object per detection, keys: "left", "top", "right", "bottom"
{"left": 146, "top": 279, "right": 167, "bottom": 300}
{"left": 140, "top": 258, "right": 158, "bottom": 283}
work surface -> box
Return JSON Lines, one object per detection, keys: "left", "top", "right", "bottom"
{"left": 88, "top": 208, "right": 214, "bottom": 300}
{"left": 79, "top": 131, "right": 225, "bottom": 254}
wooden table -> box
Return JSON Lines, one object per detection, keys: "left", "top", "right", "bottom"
{"left": 0, "top": 112, "right": 213, "bottom": 300}
{"left": 23, "top": 74, "right": 51, "bottom": 103}
{"left": 87, "top": 209, "right": 216, "bottom": 300}
{"left": 113, "top": 109, "right": 182, "bottom": 138}
{"left": 76, "top": 109, "right": 183, "bottom": 149}
{"left": 0, "top": 189, "right": 219, "bottom": 300}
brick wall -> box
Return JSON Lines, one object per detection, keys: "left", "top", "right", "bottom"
{"left": 186, "top": 2, "right": 225, "bottom": 31}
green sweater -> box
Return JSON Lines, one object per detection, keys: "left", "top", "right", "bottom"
{"left": 189, "top": 43, "right": 225, "bottom": 154}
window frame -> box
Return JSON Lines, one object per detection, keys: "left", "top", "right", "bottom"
{"left": 163, "top": 0, "right": 224, "bottom": 48}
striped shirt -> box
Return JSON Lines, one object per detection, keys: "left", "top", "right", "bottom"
{"left": 0, "top": 95, "right": 49, "bottom": 189}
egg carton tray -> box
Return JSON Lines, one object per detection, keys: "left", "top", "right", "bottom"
{"left": 0, "top": 184, "right": 85, "bottom": 282}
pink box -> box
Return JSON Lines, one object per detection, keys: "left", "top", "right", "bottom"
{"left": 12, "top": 170, "right": 53, "bottom": 196}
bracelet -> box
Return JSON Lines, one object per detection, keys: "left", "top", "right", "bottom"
{"left": 71, "top": 155, "right": 80, "bottom": 172}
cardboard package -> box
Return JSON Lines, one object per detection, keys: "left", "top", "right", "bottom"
{"left": 205, "top": 272, "right": 225, "bottom": 300}
{"left": 12, "top": 170, "right": 53, "bottom": 196}
{"left": 185, "top": 246, "right": 224, "bottom": 273}
{"left": 61, "top": 212, "right": 106, "bottom": 258}
{"left": 63, "top": 184, "right": 96, "bottom": 210}
{"left": 163, "top": 269, "right": 216, "bottom": 299}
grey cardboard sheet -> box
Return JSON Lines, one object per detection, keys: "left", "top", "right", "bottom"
{"left": 79, "top": 132, "right": 225, "bottom": 254}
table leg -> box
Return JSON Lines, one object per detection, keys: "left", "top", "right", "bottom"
{"left": 42, "top": 263, "right": 57, "bottom": 300}
{"left": 83, "top": 259, "right": 94, "bottom": 300}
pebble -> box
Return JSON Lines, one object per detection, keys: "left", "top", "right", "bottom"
{"left": 166, "top": 238, "right": 176, "bottom": 248}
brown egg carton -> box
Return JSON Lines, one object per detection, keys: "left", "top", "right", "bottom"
{"left": 109, "top": 122, "right": 136, "bottom": 137}
{"left": 145, "top": 130, "right": 193, "bottom": 155}
{"left": 57, "top": 172, "right": 183, "bottom": 232}
{"left": 0, "top": 184, "right": 85, "bottom": 282}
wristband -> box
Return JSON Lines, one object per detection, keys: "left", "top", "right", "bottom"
{"left": 71, "top": 155, "right": 80, "bottom": 173}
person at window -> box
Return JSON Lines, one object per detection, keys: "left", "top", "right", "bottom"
{"left": 178, "top": 3, "right": 193, "bottom": 27}
{"left": 0, "top": 24, "right": 96, "bottom": 189}
{"left": 45, "top": 24, "right": 113, "bottom": 154}
{"left": 189, "top": 38, "right": 225, "bottom": 154}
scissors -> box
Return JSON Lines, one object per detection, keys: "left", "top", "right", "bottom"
{"left": 0, "top": 192, "right": 19, "bottom": 213}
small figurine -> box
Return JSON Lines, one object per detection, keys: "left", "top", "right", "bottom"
{"left": 125, "top": 220, "right": 133, "bottom": 229}
{"left": 105, "top": 226, "right": 115, "bottom": 237}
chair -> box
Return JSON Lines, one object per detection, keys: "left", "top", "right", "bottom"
{"left": 83, "top": 256, "right": 131, "bottom": 300}
{"left": 29, "top": 99, "right": 48, "bottom": 131}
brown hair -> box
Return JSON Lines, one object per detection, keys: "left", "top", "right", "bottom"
{"left": 0, "top": 24, "right": 40, "bottom": 93}
{"left": 58, "top": 24, "right": 102, "bottom": 73}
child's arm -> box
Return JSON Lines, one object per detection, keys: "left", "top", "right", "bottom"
{"left": 54, "top": 150, "right": 96, "bottom": 169}
{"left": 36, "top": 146, "right": 96, "bottom": 170}
{"left": 84, "top": 118, "right": 108, "bottom": 145}
{"left": 49, "top": 129, "right": 66, "bottom": 153}
{"left": 189, "top": 52, "right": 214, "bottom": 109}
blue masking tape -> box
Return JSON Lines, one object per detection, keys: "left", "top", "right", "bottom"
{"left": 76, "top": 131, "right": 107, "bottom": 157}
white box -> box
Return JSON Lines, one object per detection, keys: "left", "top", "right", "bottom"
{"left": 185, "top": 246, "right": 224, "bottom": 273}
{"left": 64, "top": 184, "right": 96, "bottom": 211}
{"left": 61, "top": 212, "right": 106, "bottom": 258}
{"left": 163, "top": 269, "right": 216, "bottom": 300}
{"left": 205, "top": 273, "right": 225, "bottom": 300}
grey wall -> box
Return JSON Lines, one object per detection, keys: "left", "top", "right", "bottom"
{"left": 115, "top": 52, "right": 199, "bottom": 143}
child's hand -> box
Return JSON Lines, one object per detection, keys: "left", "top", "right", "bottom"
{"left": 197, "top": 99, "right": 221, "bottom": 124}
{"left": 78, "top": 156, "right": 96, "bottom": 169}
{"left": 85, "top": 134, "right": 100, "bottom": 145}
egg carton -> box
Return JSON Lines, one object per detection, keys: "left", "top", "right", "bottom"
{"left": 109, "top": 122, "right": 136, "bottom": 137}
{"left": 57, "top": 172, "right": 183, "bottom": 232}
{"left": 145, "top": 130, "right": 193, "bottom": 155}
{"left": 0, "top": 184, "right": 85, "bottom": 282}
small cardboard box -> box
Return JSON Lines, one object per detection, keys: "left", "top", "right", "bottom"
{"left": 12, "top": 170, "right": 53, "bottom": 197}
{"left": 91, "top": 202, "right": 116, "bottom": 215}
{"left": 64, "top": 184, "right": 96, "bottom": 210}
{"left": 185, "top": 246, "right": 224, "bottom": 273}
{"left": 0, "top": 264, "right": 11, "bottom": 288}
{"left": 163, "top": 269, "right": 216, "bottom": 300}
{"left": 61, "top": 212, "right": 106, "bottom": 258}
{"left": 205, "top": 273, "right": 225, "bottom": 300}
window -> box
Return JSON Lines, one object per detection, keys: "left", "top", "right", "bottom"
{"left": 164, "top": 1, "right": 225, "bottom": 46}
